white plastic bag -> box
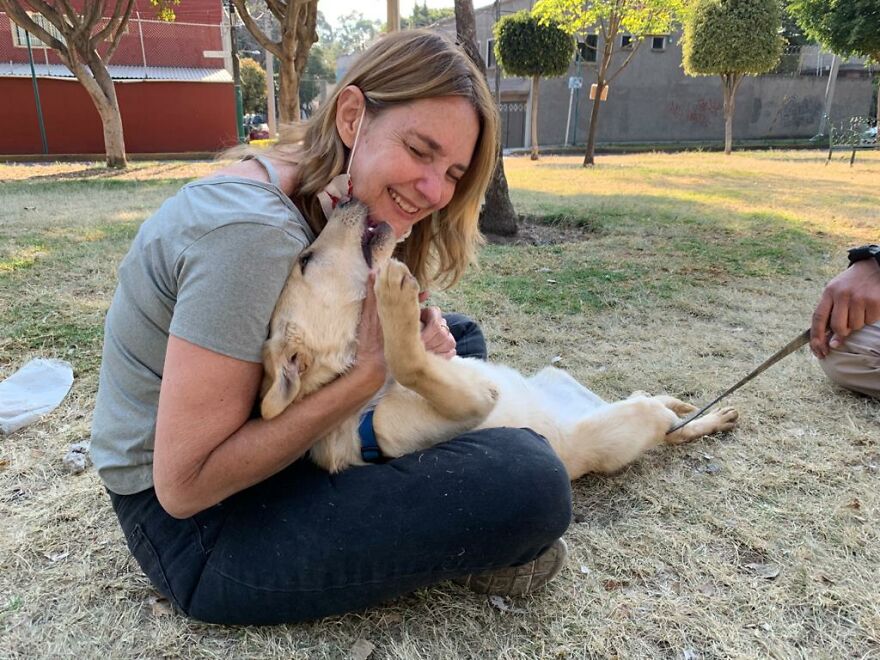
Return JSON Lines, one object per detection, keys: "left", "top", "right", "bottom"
{"left": 0, "top": 358, "right": 74, "bottom": 435}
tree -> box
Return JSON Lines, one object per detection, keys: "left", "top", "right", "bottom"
{"left": 787, "top": 0, "right": 880, "bottom": 128}
{"left": 454, "top": 0, "right": 518, "bottom": 236}
{"left": 333, "top": 11, "right": 383, "bottom": 54}
{"left": 534, "top": 0, "right": 685, "bottom": 166}
{"left": 0, "top": 0, "right": 176, "bottom": 168}
{"left": 240, "top": 57, "right": 266, "bottom": 114}
{"left": 232, "top": 0, "right": 318, "bottom": 123}
{"left": 299, "top": 44, "right": 335, "bottom": 110}
{"left": 403, "top": 2, "right": 455, "bottom": 28}
{"left": 683, "top": 0, "right": 784, "bottom": 155}
{"left": 495, "top": 11, "right": 573, "bottom": 160}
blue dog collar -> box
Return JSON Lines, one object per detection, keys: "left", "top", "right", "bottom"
{"left": 358, "top": 409, "right": 385, "bottom": 463}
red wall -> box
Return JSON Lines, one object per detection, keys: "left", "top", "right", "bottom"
{"left": 0, "top": 1, "right": 225, "bottom": 69}
{"left": 1, "top": 77, "right": 238, "bottom": 155}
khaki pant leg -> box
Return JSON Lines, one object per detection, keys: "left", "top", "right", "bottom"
{"left": 820, "top": 322, "right": 880, "bottom": 399}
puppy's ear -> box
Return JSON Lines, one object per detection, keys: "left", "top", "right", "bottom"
{"left": 260, "top": 331, "right": 311, "bottom": 419}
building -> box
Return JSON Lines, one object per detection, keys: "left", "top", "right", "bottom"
{"left": 0, "top": 0, "right": 237, "bottom": 156}
{"left": 436, "top": 0, "right": 874, "bottom": 149}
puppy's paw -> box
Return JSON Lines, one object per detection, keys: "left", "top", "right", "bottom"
{"left": 376, "top": 260, "right": 424, "bottom": 376}
{"left": 376, "top": 260, "right": 420, "bottom": 317}
{"left": 707, "top": 406, "right": 738, "bottom": 432}
{"left": 653, "top": 395, "right": 699, "bottom": 417}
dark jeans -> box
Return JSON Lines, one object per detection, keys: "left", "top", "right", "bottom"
{"left": 108, "top": 314, "right": 572, "bottom": 625}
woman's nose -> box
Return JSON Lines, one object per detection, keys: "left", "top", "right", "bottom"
{"left": 414, "top": 169, "right": 445, "bottom": 208}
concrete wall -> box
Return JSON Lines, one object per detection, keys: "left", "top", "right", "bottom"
{"left": 438, "top": 0, "right": 874, "bottom": 146}
{"left": 537, "top": 36, "right": 873, "bottom": 144}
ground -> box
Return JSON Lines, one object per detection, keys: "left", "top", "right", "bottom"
{"left": 0, "top": 150, "right": 878, "bottom": 658}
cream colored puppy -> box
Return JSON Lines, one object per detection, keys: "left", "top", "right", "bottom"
{"left": 261, "top": 200, "right": 738, "bottom": 476}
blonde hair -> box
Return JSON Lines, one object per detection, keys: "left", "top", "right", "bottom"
{"left": 235, "top": 30, "right": 498, "bottom": 289}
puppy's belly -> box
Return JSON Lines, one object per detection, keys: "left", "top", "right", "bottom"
{"left": 466, "top": 362, "right": 606, "bottom": 439}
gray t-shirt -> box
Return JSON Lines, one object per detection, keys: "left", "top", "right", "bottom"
{"left": 90, "top": 171, "right": 315, "bottom": 495}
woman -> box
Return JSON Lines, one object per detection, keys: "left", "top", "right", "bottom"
{"left": 91, "top": 30, "right": 571, "bottom": 625}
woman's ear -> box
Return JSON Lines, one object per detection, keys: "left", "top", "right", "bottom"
{"left": 335, "top": 85, "right": 366, "bottom": 149}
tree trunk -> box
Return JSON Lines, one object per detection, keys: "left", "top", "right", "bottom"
{"left": 480, "top": 147, "right": 518, "bottom": 236}
{"left": 454, "top": 0, "right": 517, "bottom": 236}
{"left": 583, "top": 85, "right": 603, "bottom": 166}
{"left": 876, "top": 71, "right": 879, "bottom": 150}
{"left": 278, "top": 55, "right": 301, "bottom": 123}
{"left": 721, "top": 73, "right": 741, "bottom": 156}
{"left": 583, "top": 42, "right": 612, "bottom": 167}
{"left": 530, "top": 75, "right": 539, "bottom": 160}
{"left": 66, "top": 52, "right": 127, "bottom": 168}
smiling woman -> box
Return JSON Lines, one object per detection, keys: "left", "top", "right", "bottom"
{"left": 89, "top": 29, "right": 572, "bottom": 626}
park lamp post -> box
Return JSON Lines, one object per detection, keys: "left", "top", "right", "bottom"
{"left": 227, "top": 0, "right": 246, "bottom": 143}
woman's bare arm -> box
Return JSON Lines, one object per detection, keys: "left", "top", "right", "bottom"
{"left": 153, "top": 277, "right": 386, "bottom": 519}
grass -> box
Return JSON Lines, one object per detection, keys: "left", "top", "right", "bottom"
{"left": 1, "top": 151, "right": 879, "bottom": 658}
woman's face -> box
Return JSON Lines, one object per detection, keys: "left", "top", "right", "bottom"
{"left": 345, "top": 95, "right": 480, "bottom": 239}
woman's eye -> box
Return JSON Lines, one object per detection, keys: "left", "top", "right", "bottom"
{"left": 408, "top": 144, "right": 426, "bottom": 159}
{"left": 299, "top": 252, "right": 311, "bottom": 273}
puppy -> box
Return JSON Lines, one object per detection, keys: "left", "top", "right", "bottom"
{"left": 260, "top": 200, "right": 738, "bottom": 477}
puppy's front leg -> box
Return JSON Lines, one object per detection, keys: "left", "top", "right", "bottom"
{"left": 375, "top": 260, "right": 497, "bottom": 423}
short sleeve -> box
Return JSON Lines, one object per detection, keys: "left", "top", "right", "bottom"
{"left": 169, "top": 223, "right": 305, "bottom": 362}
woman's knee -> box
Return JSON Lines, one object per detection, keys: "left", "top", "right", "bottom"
{"left": 457, "top": 426, "right": 572, "bottom": 538}
{"left": 445, "top": 313, "right": 487, "bottom": 360}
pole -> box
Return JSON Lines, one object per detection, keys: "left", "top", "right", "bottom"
{"left": 565, "top": 86, "right": 574, "bottom": 146}
{"left": 24, "top": 30, "right": 48, "bottom": 154}
{"left": 260, "top": 9, "right": 276, "bottom": 136}
{"left": 817, "top": 54, "right": 839, "bottom": 137}
{"left": 493, "top": 0, "right": 501, "bottom": 107}
{"left": 136, "top": 11, "right": 148, "bottom": 79}
{"left": 266, "top": 49, "right": 277, "bottom": 136}
{"left": 387, "top": 0, "right": 400, "bottom": 32}
{"left": 227, "top": 1, "right": 246, "bottom": 143}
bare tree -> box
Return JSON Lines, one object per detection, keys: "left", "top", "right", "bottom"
{"left": 0, "top": 0, "right": 143, "bottom": 167}
{"left": 454, "top": 0, "right": 517, "bottom": 236}
{"left": 232, "top": 0, "right": 318, "bottom": 123}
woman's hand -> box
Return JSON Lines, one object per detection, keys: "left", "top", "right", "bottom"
{"left": 418, "top": 293, "right": 456, "bottom": 360}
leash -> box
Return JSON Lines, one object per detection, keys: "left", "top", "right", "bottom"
{"left": 667, "top": 328, "right": 811, "bottom": 434}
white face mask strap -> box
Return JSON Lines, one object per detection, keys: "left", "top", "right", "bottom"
{"left": 346, "top": 104, "right": 367, "bottom": 176}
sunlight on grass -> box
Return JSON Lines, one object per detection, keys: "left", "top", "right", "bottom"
{"left": 0, "top": 245, "right": 47, "bottom": 273}
{"left": 505, "top": 151, "right": 879, "bottom": 244}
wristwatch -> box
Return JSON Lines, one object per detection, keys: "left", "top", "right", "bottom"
{"left": 847, "top": 244, "right": 880, "bottom": 267}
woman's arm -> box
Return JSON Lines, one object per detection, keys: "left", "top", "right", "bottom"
{"left": 154, "top": 277, "right": 386, "bottom": 519}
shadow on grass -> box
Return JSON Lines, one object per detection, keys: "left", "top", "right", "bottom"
{"left": 10, "top": 161, "right": 198, "bottom": 184}
{"left": 455, "top": 189, "right": 844, "bottom": 318}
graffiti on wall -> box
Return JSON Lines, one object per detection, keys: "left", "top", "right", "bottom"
{"left": 666, "top": 98, "right": 723, "bottom": 127}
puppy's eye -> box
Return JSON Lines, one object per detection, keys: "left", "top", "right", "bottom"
{"left": 299, "top": 252, "right": 312, "bottom": 273}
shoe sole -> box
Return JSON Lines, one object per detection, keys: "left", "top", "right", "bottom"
{"left": 457, "top": 538, "right": 568, "bottom": 597}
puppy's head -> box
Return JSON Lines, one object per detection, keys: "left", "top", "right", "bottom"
{"left": 260, "top": 199, "right": 396, "bottom": 419}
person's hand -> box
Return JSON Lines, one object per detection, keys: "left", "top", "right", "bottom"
{"left": 353, "top": 271, "right": 387, "bottom": 387}
{"left": 810, "top": 258, "right": 880, "bottom": 359}
{"left": 418, "top": 293, "right": 456, "bottom": 360}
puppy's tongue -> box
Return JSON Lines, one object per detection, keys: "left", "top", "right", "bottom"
{"left": 362, "top": 219, "right": 382, "bottom": 268}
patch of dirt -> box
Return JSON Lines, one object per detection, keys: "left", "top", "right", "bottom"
{"left": 484, "top": 214, "right": 597, "bottom": 245}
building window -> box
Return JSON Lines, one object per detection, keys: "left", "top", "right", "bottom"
{"left": 11, "top": 14, "right": 64, "bottom": 49}
{"left": 486, "top": 38, "right": 496, "bottom": 68}
{"left": 577, "top": 34, "right": 598, "bottom": 63}
{"left": 651, "top": 35, "right": 666, "bottom": 51}
{"left": 620, "top": 34, "right": 633, "bottom": 50}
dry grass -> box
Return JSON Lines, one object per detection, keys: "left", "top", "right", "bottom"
{"left": 1, "top": 151, "right": 879, "bottom": 658}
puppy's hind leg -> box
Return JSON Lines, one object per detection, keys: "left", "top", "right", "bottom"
{"left": 556, "top": 397, "right": 679, "bottom": 480}
{"left": 665, "top": 407, "right": 738, "bottom": 445}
